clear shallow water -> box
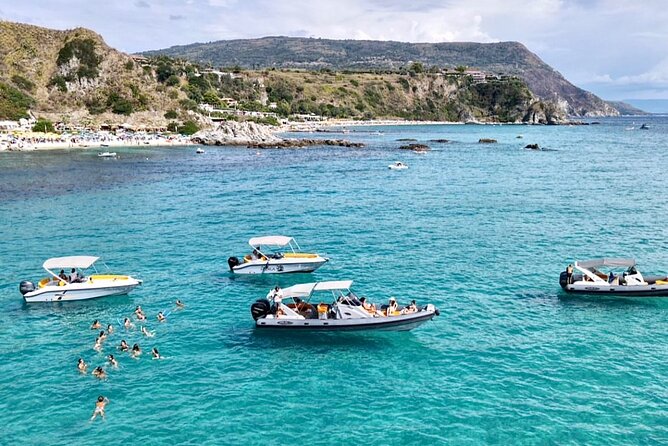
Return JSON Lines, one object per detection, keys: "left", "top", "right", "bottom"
{"left": 1, "top": 117, "right": 667, "bottom": 445}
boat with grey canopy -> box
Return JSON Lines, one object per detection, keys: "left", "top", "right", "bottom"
{"left": 250, "top": 280, "right": 439, "bottom": 331}
{"left": 559, "top": 258, "right": 668, "bottom": 296}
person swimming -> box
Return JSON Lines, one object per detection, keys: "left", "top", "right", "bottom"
{"left": 91, "top": 320, "right": 102, "bottom": 330}
{"left": 119, "top": 340, "right": 129, "bottom": 352}
{"left": 131, "top": 343, "right": 141, "bottom": 358}
{"left": 123, "top": 317, "right": 134, "bottom": 329}
{"left": 140, "top": 326, "right": 155, "bottom": 338}
{"left": 92, "top": 366, "right": 106, "bottom": 379}
{"left": 106, "top": 324, "right": 114, "bottom": 335}
{"left": 98, "top": 330, "right": 107, "bottom": 342}
{"left": 107, "top": 354, "right": 118, "bottom": 368}
{"left": 90, "top": 395, "right": 109, "bottom": 420}
{"left": 175, "top": 299, "right": 185, "bottom": 309}
{"left": 135, "top": 306, "right": 146, "bottom": 321}
{"left": 93, "top": 337, "right": 103, "bottom": 352}
{"left": 77, "top": 358, "right": 88, "bottom": 373}
{"left": 151, "top": 347, "right": 161, "bottom": 360}
{"left": 157, "top": 311, "right": 166, "bottom": 322}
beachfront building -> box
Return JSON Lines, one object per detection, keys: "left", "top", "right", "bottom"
{"left": 0, "top": 120, "right": 20, "bottom": 132}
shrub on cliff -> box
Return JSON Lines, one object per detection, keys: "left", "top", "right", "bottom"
{"left": 0, "top": 82, "right": 34, "bottom": 120}
{"left": 32, "top": 118, "right": 55, "bottom": 133}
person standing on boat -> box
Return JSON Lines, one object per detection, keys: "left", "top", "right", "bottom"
{"left": 267, "top": 286, "right": 283, "bottom": 315}
{"left": 566, "top": 264, "right": 574, "bottom": 284}
{"left": 58, "top": 269, "right": 67, "bottom": 281}
{"left": 69, "top": 268, "right": 78, "bottom": 283}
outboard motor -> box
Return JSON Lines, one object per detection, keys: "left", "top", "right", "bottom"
{"left": 227, "top": 256, "right": 240, "bottom": 271}
{"left": 559, "top": 271, "right": 569, "bottom": 289}
{"left": 19, "top": 281, "right": 35, "bottom": 296}
{"left": 250, "top": 298, "right": 271, "bottom": 321}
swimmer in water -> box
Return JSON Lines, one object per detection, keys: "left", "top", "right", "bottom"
{"left": 106, "top": 324, "right": 114, "bottom": 335}
{"left": 175, "top": 299, "right": 185, "bottom": 309}
{"left": 137, "top": 312, "right": 146, "bottom": 321}
{"left": 119, "top": 340, "right": 129, "bottom": 352}
{"left": 77, "top": 358, "right": 88, "bottom": 373}
{"left": 107, "top": 354, "right": 118, "bottom": 368}
{"left": 91, "top": 320, "right": 101, "bottom": 330}
{"left": 90, "top": 395, "right": 109, "bottom": 420}
{"left": 93, "top": 337, "right": 103, "bottom": 352}
{"left": 157, "top": 311, "right": 166, "bottom": 322}
{"left": 123, "top": 317, "right": 134, "bottom": 330}
{"left": 92, "top": 366, "right": 106, "bottom": 379}
{"left": 98, "top": 330, "right": 107, "bottom": 342}
{"left": 151, "top": 347, "right": 161, "bottom": 359}
{"left": 140, "top": 326, "right": 155, "bottom": 338}
{"left": 131, "top": 343, "right": 141, "bottom": 358}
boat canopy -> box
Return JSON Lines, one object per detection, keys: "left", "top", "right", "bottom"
{"left": 283, "top": 280, "right": 354, "bottom": 298}
{"left": 248, "top": 236, "right": 293, "bottom": 247}
{"left": 576, "top": 258, "right": 636, "bottom": 269}
{"left": 43, "top": 256, "right": 99, "bottom": 270}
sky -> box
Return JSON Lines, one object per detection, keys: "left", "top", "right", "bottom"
{"left": 2, "top": 0, "right": 668, "bottom": 104}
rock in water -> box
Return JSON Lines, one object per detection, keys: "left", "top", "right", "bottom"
{"left": 524, "top": 143, "right": 540, "bottom": 150}
{"left": 479, "top": 138, "right": 497, "bottom": 143}
{"left": 398, "top": 143, "right": 431, "bottom": 151}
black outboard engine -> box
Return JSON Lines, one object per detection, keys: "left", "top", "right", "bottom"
{"left": 227, "top": 256, "right": 240, "bottom": 271}
{"left": 250, "top": 298, "right": 271, "bottom": 321}
{"left": 19, "top": 281, "right": 35, "bottom": 296}
{"left": 559, "top": 271, "right": 569, "bottom": 289}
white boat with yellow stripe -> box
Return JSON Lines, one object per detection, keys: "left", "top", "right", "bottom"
{"left": 19, "top": 256, "right": 142, "bottom": 303}
{"left": 227, "top": 236, "right": 329, "bottom": 274}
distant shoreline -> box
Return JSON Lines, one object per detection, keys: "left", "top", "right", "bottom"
{"left": 0, "top": 136, "right": 193, "bottom": 152}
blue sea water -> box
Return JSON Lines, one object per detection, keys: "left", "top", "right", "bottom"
{"left": 1, "top": 116, "right": 668, "bottom": 445}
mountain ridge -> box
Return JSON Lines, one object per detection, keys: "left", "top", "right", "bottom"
{"left": 143, "top": 36, "right": 619, "bottom": 117}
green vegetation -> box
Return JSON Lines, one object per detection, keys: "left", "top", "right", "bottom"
{"left": 179, "top": 120, "right": 199, "bottom": 135}
{"left": 0, "top": 82, "right": 35, "bottom": 120}
{"left": 164, "top": 109, "right": 178, "bottom": 119}
{"left": 32, "top": 118, "right": 55, "bottom": 133}
{"left": 11, "top": 75, "right": 35, "bottom": 92}
{"left": 56, "top": 38, "right": 102, "bottom": 79}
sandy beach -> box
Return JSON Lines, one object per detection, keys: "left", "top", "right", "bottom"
{"left": 0, "top": 134, "right": 194, "bottom": 152}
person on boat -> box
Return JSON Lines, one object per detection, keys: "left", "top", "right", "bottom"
{"left": 92, "top": 366, "right": 106, "bottom": 379}
{"left": 157, "top": 311, "right": 166, "bottom": 322}
{"left": 387, "top": 297, "right": 398, "bottom": 316}
{"left": 131, "top": 343, "right": 141, "bottom": 358}
{"left": 77, "top": 358, "right": 88, "bottom": 373}
{"left": 91, "top": 395, "right": 109, "bottom": 421}
{"left": 566, "top": 264, "right": 574, "bottom": 284}
{"left": 106, "top": 324, "right": 114, "bottom": 335}
{"left": 91, "top": 320, "right": 102, "bottom": 330}
{"left": 608, "top": 271, "right": 616, "bottom": 284}
{"left": 151, "top": 347, "right": 161, "bottom": 359}
{"left": 107, "top": 354, "right": 118, "bottom": 368}
{"left": 251, "top": 247, "right": 262, "bottom": 260}
{"left": 402, "top": 300, "right": 418, "bottom": 314}
{"left": 119, "top": 340, "right": 129, "bottom": 352}
{"left": 360, "top": 297, "right": 377, "bottom": 313}
{"left": 58, "top": 269, "right": 67, "bottom": 281}
{"left": 69, "top": 268, "right": 78, "bottom": 283}
{"left": 123, "top": 318, "right": 134, "bottom": 330}
{"left": 175, "top": 299, "right": 185, "bottom": 309}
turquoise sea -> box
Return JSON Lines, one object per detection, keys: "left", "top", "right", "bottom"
{"left": 1, "top": 117, "right": 667, "bottom": 445}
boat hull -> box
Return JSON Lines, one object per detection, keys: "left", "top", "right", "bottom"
{"left": 561, "top": 284, "right": 668, "bottom": 297}
{"left": 23, "top": 281, "right": 141, "bottom": 303}
{"left": 256, "top": 310, "right": 437, "bottom": 331}
{"left": 232, "top": 258, "right": 328, "bottom": 275}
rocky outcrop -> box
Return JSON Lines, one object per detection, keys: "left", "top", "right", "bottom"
{"left": 479, "top": 138, "right": 497, "bottom": 143}
{"left": 192, "top": 121, "right": 364, "bottom": 148}
{"left": 398, "top": 143, "right": 430, "bottom": 151}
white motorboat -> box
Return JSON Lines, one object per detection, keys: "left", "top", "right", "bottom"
{"left": 559, "top": 258, "right": 668, "bottom": 297}
{"left": 228, "top": 236, "right": 328, "bottom": 274}
{"left": 98, "top": 151, "right": 117, "bottom": 158}
{"left": 196, "top": 148, "right": 205, "bottom": 154}
{"left": 19, "top": 256, "right": 142, "bottom": 303}
{"left": 251, "top": 280, "right": 439, "bottom": 331}
{"left": 389, "top": 161, "right": 408, "bottom": 170}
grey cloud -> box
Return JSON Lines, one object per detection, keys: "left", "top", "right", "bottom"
{"left": 170, "top": 14, "right": 185, "bottom": 20}
{"left": 135, "top": 0, "right": 150, "bottom": 8}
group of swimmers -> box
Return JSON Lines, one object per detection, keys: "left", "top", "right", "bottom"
{"left": 83, "top": 299, "right": 185, "bottom": 420}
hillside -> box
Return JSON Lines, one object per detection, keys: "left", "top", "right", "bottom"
{"left": 144, "top": 36, "right": 618, "bottom": 117}
{"left": 0, "top": 21, "right": 192, "bottom": 127}
{"left": 0, "top": 21, "right": 563, "bottom": 126}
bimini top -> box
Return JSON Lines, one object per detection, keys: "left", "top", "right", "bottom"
{"left": 576, "top": 258, "right": 636, "bottom": 269}
{"left": 283, "top": 280, "right": 354, "bottom": 298}
{"left": 248, "top": 236, "right": 293, "bottom": 247}
{"left": 43, "top": 256, "right": 100, "bottom": 270}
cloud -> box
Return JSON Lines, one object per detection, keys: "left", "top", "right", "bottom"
{"left": 134, "top": 0, "right": 150, "bottom": 8}
{"left": 169, "top": 14, "right": 185, "bottom": 21}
